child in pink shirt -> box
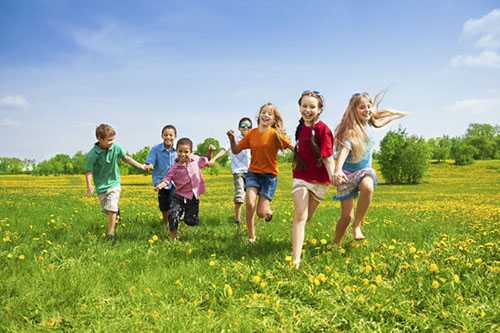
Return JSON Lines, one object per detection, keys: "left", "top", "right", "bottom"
{"left": 156, "top": 137, "right": 223, "bottom": 239}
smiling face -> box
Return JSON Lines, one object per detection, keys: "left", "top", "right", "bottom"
{"left": 299, "top": 95, "right": 322, "bottom": 126}
{"left": 355, "top": 97, "right": 373, "bottom": 123}
{"left": 162, "top": 128, "right": 176, "bottom": 149}
{"left": 97, "top": 135, "right": 115, "bottom": 150}
{"left": 258, "top": 105, "right": 276, "bottom": 128}
{"left": 176, "top": 144, "right": 191, "bottom": 164}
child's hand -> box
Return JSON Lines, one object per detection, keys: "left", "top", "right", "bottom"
{"left": 143, "top": 164, "right": 154, "bottom": 172}
{"left": 334, "top": 171, "right": 348, "bottom": 185}
{"left": 226, "top": 130, "right": 235, "bottom": 141}
{"left": 207, "top": 144, "right": 216, "bottom": 152}
{"left": 155, "top": 181, "right": 167, "bottom": 191}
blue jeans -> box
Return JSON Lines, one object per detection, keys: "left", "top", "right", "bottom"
{"left": 245, "top": 171, "right": 277, "bottom": 201}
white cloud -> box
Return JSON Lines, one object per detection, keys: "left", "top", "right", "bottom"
{"left": 0, "top": 95, "right": 29, "bottom": 110}
{"left": 463, "top": 8, "right": 500, "bottom": 49}
{"left": 71, "top": 21, "right": 147, "bottom": 56}
{"left": 450, "top": 50, "right": 500, "bottom": 68}
{"left": 446, "top": 97, "right": 500, "bottom": 114}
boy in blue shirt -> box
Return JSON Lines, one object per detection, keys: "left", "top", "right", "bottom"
{"left": 85, "top": 123, "right": 150, "bottom": 241}
{"left": 145, "top": 125, "right": 177, "bottom": 232}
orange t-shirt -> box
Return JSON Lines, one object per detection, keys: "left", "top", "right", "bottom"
{"left": 237, "top": 127, "right": 292, "bottom": 176}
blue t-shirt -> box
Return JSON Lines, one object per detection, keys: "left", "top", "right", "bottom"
{"left": 145, "top": 143, "right": 177, "bottom": 187}
{"left": 341, "top": 127, "right": 375, "bottom": 173}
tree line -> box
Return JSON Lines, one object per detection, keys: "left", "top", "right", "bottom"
{"left": 0, "top": 123, "right": 498, "bottom": 179}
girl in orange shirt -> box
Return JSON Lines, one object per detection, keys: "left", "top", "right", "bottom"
{"left": 227, "top": 103, "right": 292, "bottom": 243}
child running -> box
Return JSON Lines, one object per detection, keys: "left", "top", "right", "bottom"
{"left": 291, "top": 90, "right": 335, "bottom": 268}
{"left": 145, "top": 125, "right": 177, "bottom": 232}
{"left": 227, "top": 103, "right": 292, "bottom": 243}
{"left": 218, "top": 117, "right": 253, "bottom": 225}
{"left": 85, "top": 123, "right": 150, "bottom": 241}
{"left": 155, "top": 138, "right": 223, "bottom": 239}
{"left": 333, "top": 92, "right": 407, "bottom": 245}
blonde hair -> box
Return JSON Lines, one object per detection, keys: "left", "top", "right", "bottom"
{"left": 335, "top": 92, "right": 406, "bottom": 162}
{"left": 95, "top": 123, "right": 116, "bottom": 139}
{"left": 257, "top": 102, "right": 288, "bottom": 149}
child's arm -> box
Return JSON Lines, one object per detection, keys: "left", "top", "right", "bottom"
{"left": 85, "top": 172, "right": 94, "bottom": 195}
{"left": 322, "top": 156, "right": 335, "bottom": 184}
{"left": 155, "top": 167, "right": 174, "bottom": 191}
{"left": 333, "top": 146, "right": 350, "bottom": 184}
{"left": 227, "top": 130, "right": 243, "bottom": 154}
{"left": 207, "top": 147, "right": 226, "bottom": 167}
{"left": 123, "top": 155, "right": 148, "bottom": 172}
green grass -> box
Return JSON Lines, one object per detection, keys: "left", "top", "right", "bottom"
{"left": 0, "top": 161, "right": 499, "bottom": 332}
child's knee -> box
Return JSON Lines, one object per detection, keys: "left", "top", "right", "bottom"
{"left": 339, "top": 214, "right": 352, "bottom": 224}
{"left": 360, "top": 178, "right": 374, "bottom": 194}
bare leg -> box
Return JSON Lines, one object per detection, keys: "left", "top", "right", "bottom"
{"left": 106, "top": 211, "right": 118, "bottom": 236}
{"left": 234, "top": 202, "right": 243, "bottom": 222}
{"left": 256, "top": 197, "right": 271, "bottom": 219}
{"left": 352, "top": 177, "right": 374, "bottom": 240}
{"left": 245, "top": 188, "right": 258, "bottom": 241}
{"left": 334, "top": 199, "right": 354, "bottom": 245}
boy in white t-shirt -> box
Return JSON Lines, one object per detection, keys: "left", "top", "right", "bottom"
{"left": 220, "top": 117, "right": 252, "bottom": 224}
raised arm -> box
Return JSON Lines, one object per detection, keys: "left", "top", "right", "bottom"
{"left": 207, "top": 148, "right": 227, "bottom": 167}
{"left": 227, "top": 130, "right": 243, "bottom": 154}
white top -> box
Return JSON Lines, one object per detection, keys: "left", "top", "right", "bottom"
{"left": 229, "top": 133, "right": 251, "bottom": 174}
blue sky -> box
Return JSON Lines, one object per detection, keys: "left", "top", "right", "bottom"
{"left": 1, "top": 0, "right": 499, "bottom": 161}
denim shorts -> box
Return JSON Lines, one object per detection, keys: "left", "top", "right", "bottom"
{"left": 245, "top": 171, "right": 277, "bottom": 201}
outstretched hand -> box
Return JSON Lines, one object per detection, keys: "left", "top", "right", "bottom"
{"left": 226, "top": 130, "right": 236, "bottom": 142}
{"left": 155, "top": 181, "right": 168, "bottom": 191}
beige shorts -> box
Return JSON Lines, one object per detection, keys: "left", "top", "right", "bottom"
{"left": 292, "top": 178, "right": 329, "bottom": 201}
{"left": 233, "top": 172, "right": 246, "bottom": 204}
{"left": 97, "top": 187, "right": 121, "bottom": 213}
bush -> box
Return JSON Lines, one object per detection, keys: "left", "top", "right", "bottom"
{"left": 450, "top": 139, "right": 476, "bottom": 166}
{"left": 378, "top": 129, "right": 430, "bottom": 184}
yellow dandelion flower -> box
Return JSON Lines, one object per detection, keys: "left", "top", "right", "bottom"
{"left": 209, "top": 260, "right": 216, "bottom": 267}
{"left": 152, "top": 234, "right": 159, "bottom": 242}
{"left": 260, "top": 281, "right": 268, "bottom": 289}
{"left": 313, "top": 278, "right": 320, "bottom": 286}
{"left": 318, "top": 273, "right": 327, "bottom": 282}
{"left": 429, "top": 263, "right": 439, "bottom": 273}
{"left": 18, "top": 255, "right": 26, "bottom": 260}
{"left": 474, "top": 258, "right": 482, "bottom": 264}
{"left": 251, "top": 275, "right": 262, "bottom": 284}
{"left": 401, "top": 262, "right": 410, "bottom": 270}
{"left": 431, "top": 280, "right": 440, "bottom": 289}
{"left": 374, "top": 275, "right": 383, "bottom": 283}
{"left": 361, "top": 278, "right": 369, "bottom": 286}
{"left": 285, "top": 255, "right": 292, "bottom": 262}
{"left": 320, "top": 239, "right": 327, "bottom": 245}
{"left": 309, "top": 239, "right": 317, "bottom": 246}
{"left": 224, "top": 284, "right": 233, "bottom": 297}
{"left": 364, "top": 264, "right": 373, "bottom": 273}
{"left": 409, "top": 246, "right": 417, "bottom": 254}
{"left": 148, "top": 239, "right": 154, "bottom": 245}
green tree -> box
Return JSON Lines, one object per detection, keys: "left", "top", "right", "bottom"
{"left": 195, "top": 138, "right": 228, "bottom": 166}
{"left": 450, "top": 138, "right": 476, "bottom": 166}
{"left": 464, "top": 123, "right": 498, "bottom": 160}
{"left": 378, "top": 128, "right": 430, "bottom": 184}
{"left": 0, "top": 157, "right": 24, "bottom": 174}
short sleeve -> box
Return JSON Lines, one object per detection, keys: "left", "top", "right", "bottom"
{"left": 319, "top": 127, "right": 334, "bottom": 158}
{"left": 198, "top": 156, "right": 209, "bottom": 169}
{"left": 114, "top": 143, "right": 127, "bottom": 159}
{"left": 145, "top": 146, "right": 156, "bottom": 165}
{"left": 237, "top": 131, "right": 251, "bottom": 150}
{"left": 84, "top": 150, "right": 95, "bottom": 172}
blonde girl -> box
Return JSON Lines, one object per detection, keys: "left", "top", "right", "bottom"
{"left": 334, "top": 92, "right": 407, "bottom": 244}
{"left": 227, "top": 103, "right": 292, "bottom": 243}
{"left": 291, "top": 90, "right": 335, "bottom": 268}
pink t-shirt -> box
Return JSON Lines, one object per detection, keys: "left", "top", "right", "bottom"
{"left": 162, "top": 155, "right": 209, "bottom": 199}
{"left": 292, "top": 120, "right": 334, "bottom": 183}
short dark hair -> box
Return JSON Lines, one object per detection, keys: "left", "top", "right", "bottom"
{"left": 238, "top": 117, "right": 253, "bottom": 128}
{"left": 161, "top": 124, "right": 177, "bottom": 136}
{"left": 176, "top": 137, "right": 193, "bottom": 151}
{"left": 95, "top": 124, "right": 115, "bottom": 139}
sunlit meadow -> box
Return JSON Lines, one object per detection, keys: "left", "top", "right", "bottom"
{"left": 1, "top": 161, "right": 499, "bottom": 331}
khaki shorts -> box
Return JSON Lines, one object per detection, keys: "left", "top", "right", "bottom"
{"left": 292, "top": 178, "right": 329, "bottom": 201}
{"left": 233, "top": 172, "right": 246, "bottom": 204}
{"left": 97, "top": 187, "right": 121, "bottom": 213}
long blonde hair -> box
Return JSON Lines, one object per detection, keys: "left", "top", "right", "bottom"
{"left": 335, "top": 92, "right": 406, "bottom": 162}
{"left": 257, "top": 102, "right": 288, "bottom": 148}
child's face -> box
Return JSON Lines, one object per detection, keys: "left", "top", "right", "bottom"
{"left": 355, "top": 97, "right": 373, "bottom": 123}
{"left": 238, "top": 120, "right": 252, "bottom": 136}
{"left": 97, "top": 135, "right": 115, "bottom": 150}
{"left": 299, "top": 95, "right": 322, "bottom": 125}
{"left": 177, "top": 144, "right": 192, "bottom": 164}
{"left": 259, "top": 107, "right": 275, "bottom": 127}
{"left": 162, "top": 128, "right": 176, "bottom": 148}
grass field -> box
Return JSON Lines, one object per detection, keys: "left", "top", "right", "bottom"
{"left": 1, "top": 161, "right": 499, "bottom": 332}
